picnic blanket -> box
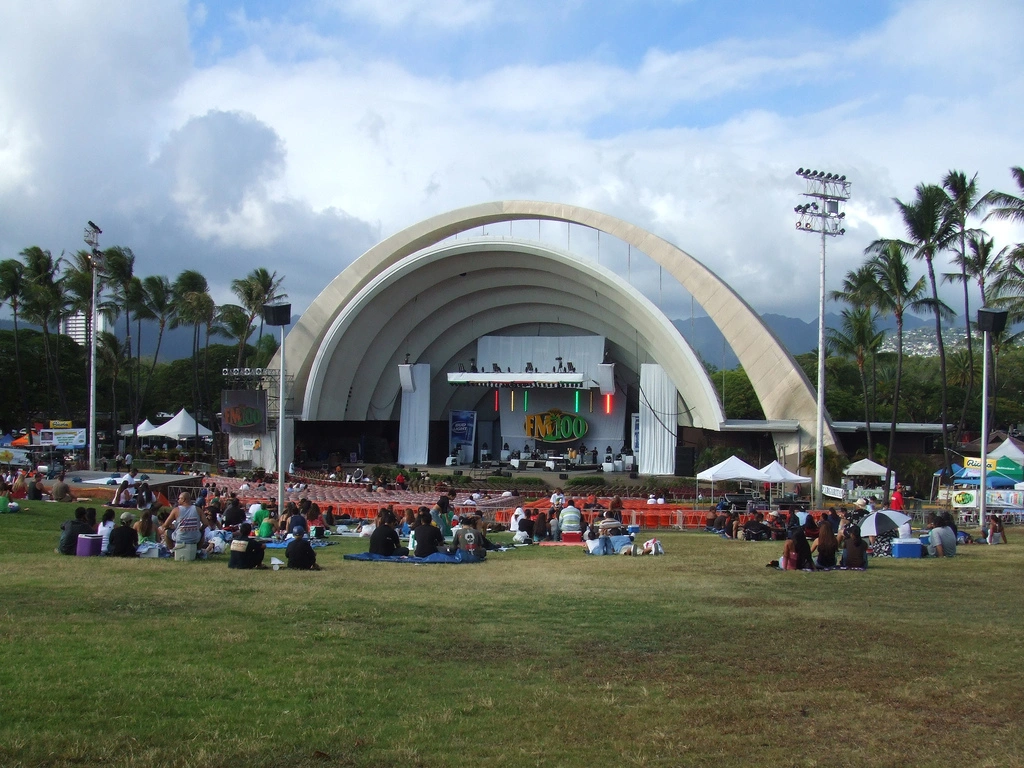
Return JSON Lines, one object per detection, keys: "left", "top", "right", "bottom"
{"left": 344, "top": 550, "right": 483, "bottom": 564}
{"left": 264, "top": 539, "right": 334, "bottom": 549}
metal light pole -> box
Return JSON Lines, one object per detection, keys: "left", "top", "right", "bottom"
{"left": 84, "top": 222, "right": 102, "bottom": 471}
{"left": 795, "top": 169, "right": 851, "bottom": 508}
{"left": 977, "top": 307, "right": 1008, "bottom": 532}
{"left": 263, "top": 303, "right": 291, "bottom": 515}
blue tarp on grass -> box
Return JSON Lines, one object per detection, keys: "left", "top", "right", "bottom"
{"left": 344, "top": 550, "right": 483, "bottom": 564}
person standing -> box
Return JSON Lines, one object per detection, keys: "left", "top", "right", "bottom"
{"left": 890, "top": 484, "right": 905, "bottom": 512}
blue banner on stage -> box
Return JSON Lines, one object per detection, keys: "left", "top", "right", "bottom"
{"left": 449, "top": 410, "right": 477, "bottom": 462}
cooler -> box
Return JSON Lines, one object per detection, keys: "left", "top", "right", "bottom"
{"left": 561, "top": 531, "right": 583, "bottom": 543}
{"left": 76, "top": 533, "right": 103, "bottom": 557}
{"left": 892, "top": 539, "right": 922, "bottom": 558}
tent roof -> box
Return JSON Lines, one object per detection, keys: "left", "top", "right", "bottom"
{"left": 120, "top": 419, "right": 157, "bottom": 437}
{"left": 842, "top": 458, "right": 889, "bottom": 477}
{"left": 143, "top": 409, "right": 212, "bottom": 439}
{"left": 759, "top": 460, "right": 811, "bottom": 483}
{"left": 696, "top": 455, "right": 768, "bottom": 482}
{"left": 989, "top": 437, "right": 1024, "bottom": 463}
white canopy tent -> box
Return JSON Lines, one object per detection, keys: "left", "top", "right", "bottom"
{"left": 696, "top": 456, "right": 769, "bottom": 505}
{"left": 759, "top": 460, "right": 811, "bottom": 505}
{"left": 989, "top": 438, "right": 1024, "bottom": 464}
{"left": 120, "top": 419, "right": 156, "bottom": 437}
{"left": 143, "top": 408, "right": 212, "bottom": 439}
{"left": 842, "top": 458, "right": 889, "bottom": 478}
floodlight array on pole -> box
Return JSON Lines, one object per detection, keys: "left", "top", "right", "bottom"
{"left": 84, "top": 221, "right": 102, "bottom": 471}
{"left": 794, "top": 168, "right": 851, "bottom": 508}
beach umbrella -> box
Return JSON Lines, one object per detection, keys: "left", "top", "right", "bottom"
{"left": 858, "top": 510, "right": 911, "bottom": 537}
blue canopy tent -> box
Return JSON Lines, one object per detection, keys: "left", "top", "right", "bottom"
{"left": 951, "top": 467, "right": 1018, "bottom": 488}
{"left": 0, "top": 433, "right": 13, "bottom": 447}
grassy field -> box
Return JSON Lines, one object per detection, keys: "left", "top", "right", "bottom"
{"left": 1, "top": 502, "right": 1023, "bottom": 768}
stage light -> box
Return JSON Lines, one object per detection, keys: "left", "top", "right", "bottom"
{"left": 796, "top": 168, "right": 804, "bottom": 174}
{"left": 511, "top": 390, "right": 515, "bottom": 411}
{"left": 523, "top": 390, "right": 528, "bottom": 412}
{"left": 605, "top": 393, "right": 612, "bottom": 415}
{"left": 222, "top": 368, "right": 229, "bottom": 376}
{"left": 495, "top": 389, "right": 499, "bottom": 411}
{"left": 575, "top": 390, "right": 579, "bottom": 413}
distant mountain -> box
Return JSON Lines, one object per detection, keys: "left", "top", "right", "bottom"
{"left": 673, "top": 311, "right": 935, "bottom": 369}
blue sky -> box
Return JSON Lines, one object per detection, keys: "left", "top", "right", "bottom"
{"left": 0, "top": 0, "right": 1022, "bottom": 322}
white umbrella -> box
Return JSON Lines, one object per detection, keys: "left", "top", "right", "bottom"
{"left": 858, "top": 510, "right": 911, "bottom": 537}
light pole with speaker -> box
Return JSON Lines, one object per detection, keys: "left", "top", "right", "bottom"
{"left": 977, "top": 307, "right": 1007, "bottom": 532}
{"left": 262, "top": 303, "right": 291, "bottom": 516}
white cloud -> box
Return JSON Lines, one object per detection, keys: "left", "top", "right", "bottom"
{"left": 331, "top": 0, "right": 497, "bottom": 28}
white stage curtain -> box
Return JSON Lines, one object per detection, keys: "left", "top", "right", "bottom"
{"left": 398, "top": 364, "right": 430, "bottom": 465}
{"left": 639, "top": 364, "right": 677, "bottom": 476}
{"left": 477, "top": 336, "right": 605, "bottom": 379}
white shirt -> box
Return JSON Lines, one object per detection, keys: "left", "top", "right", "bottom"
{"left": 509, "top": 508, "right": 526, "bottom": 533}
{"left": 120, "top": 473, "right": 137, "bottom": 486}
{"left": 247, "top": 502, "right": 264, "bottom": 520}
{"left": 550, "top": 492, "right": 564, "bottom": 505}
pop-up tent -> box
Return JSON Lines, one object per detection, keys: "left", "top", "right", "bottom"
{"left": 696, "top": 456, "right": 769, "bottom": 505}
{"left": 120, "top": 419, "right": 156, "bottom": 437}
{"left": 989, "top": 438, "right": 1024, "bottom": 463}
{"left": 842, "top": 458, "right": 889, "bottom": 478}
{"left": 143, "top": 409, "right": 212, "bottom": 439}
{"left": 759, "top": 460, "right": 811, "bottom": 505}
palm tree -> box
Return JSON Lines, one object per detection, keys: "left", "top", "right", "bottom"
{"left": 826, "top": 306, "right": 883, "bottom": 458}
{"left": 863, "top": 240, "right": 933, "bottom": 497}
{"left": 0, "top": 258, "right": 29, "bottom": 424}
{"left": 172, "top": 270, "right": 212, "bottom": 439}
{"left": 942, "top": 171, "right": 986, "bottom": 445}
{"left": 136, "top": 275, "right": 176, "bottom": 418}
{"left": 20, "top": 246, "right": 72, "bottom": 416}
{"left": 983, "top": 166, "right": 1024, "bottom": 228}
{"left": 219, "top": 303, "right": 255, "bottom": 366}
{"left": 96, "top": 330, "right": 127, "bottom": 446}
{"left": 231, "top": 267, "right": 287, "bottom": 347}
{"left": 889, "top": 183, "right": 955, "bottom": 476}
{"left": 831, "top": 264, "right": 883, "bottom": 420}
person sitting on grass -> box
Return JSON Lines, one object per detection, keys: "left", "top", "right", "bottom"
{"left": 926, "top": 512, "right": 957, "bottom": 557}
{"left": 107, "top": 512, "right": 139, "bottom": 557}
{"left": 369, "top": 509, "right": 409, "bottom": 557}
{"left": 450, "top": 515, "right": 487, "bottom": 560}
{"left": 134, "top": 482, "right": 156, "bottom": 513}
{"left": 97, "top": 509, "right": 116, "bottom": 553}
{"left": 49, "top": 472, "right": 75, "bottom": 503}
{"left": 841, "top": 525, "right": 868, "bottom": 569}
{"left": 56, "top": 507, "right": 92, "bottom": 555}
{"left": 987, "top": 514, "right": 1007, "bottom": 545}
{"left": 598, "top": 511, "right": 623, "bottom": 537}
{"left": 111, "top": 480, "right": 134, "bottom": 508}
{"left": 413, "top": 509, "right": 445, "bottom": 557}
{"left": 228, "top": 523, "right": 266, "bottom": 569}
{"left": 533, "top": 510, "right": 548, "bottom": 542}
{"left": 778, "top": 527, "right": 815, "bottom": 570}
{"left": 135, "top": 511, "right": 158, "bottom": 544}
{"left": 811, "top": 519, "right": 838, "bottom": 569}
{"left": 742, "top": 512, "right": 772, "bottom": 541}
{"left": 286, "top": 526, "right": 321, "bottom": 570}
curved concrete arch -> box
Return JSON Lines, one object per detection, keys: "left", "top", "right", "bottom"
{"left": 288, "top": 201, "right": 835, "bottom": 448}
{"left": 305, "top": 240, "right": 721, "bottom": 429}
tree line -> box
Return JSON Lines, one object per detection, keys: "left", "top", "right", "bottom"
{"left": 711, "top": 165, "right": 1024, "bottom": 490}
{"left": 0, "top": 247, "right": 284, "bottom": 447}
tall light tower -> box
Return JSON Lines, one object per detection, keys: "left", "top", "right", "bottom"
{"left": 263, "top": 302, "right": 291, "bottom": 515}
{"left": 795, "top": 168, "right": 851, "bottom": 508}
{"left": 83, "top": 221, "right": 102, "bottom": 471}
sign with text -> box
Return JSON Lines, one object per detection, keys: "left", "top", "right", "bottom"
{"left": 964, "top": 457, "right": 998, "bottom": 472}
{"left": 822, "top": 484, "right": 845, "bottom": 500}
{"left": 952, "top": 489, "right": 1024, "bottom": 508}
{"left": 524, "top": 410, "right": 589, "bottom": 443}
{"left": 221, "top": 390, "right": 267, "bottom": 434}
{"left": 49, "top": 420, "right": 72, "bottom": 429}
{"left": 38, "top": 428, "right": 86, "bottom": 448}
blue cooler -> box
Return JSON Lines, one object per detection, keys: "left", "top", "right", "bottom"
{"left": 627, "top": 525, "right": 641, "bottom": 535}
{"left": 892, "top": 538, "right": 922, "bottom": 558}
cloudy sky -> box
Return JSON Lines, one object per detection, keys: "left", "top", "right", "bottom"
{"left": 1, "top": 0, "right": 1022, "bottom": 323}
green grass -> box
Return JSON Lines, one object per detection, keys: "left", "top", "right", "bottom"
{"left": 2, "top": 503, "right": 1023, "bottom": 767}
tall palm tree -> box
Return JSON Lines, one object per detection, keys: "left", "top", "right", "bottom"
{"left": 219, "top": 303, "right": 255, "bottom": 367}
{"left": 890, "top": 183, "right": 955, "bottom": 476}
{"left": 233, "top": 267, "right": 287, "bottom": 346}
{"left": 136, "top": 275, "right": 176, "bottom": 418}
{"left": 826, "top": 306, "right": 883, "bottom": 458}
{"left": 20, "top": 246, "right": 72, "bottom": 417}
{"left": 96, "top": 330, "right": 127, "bottom": 446}
{"left": 0, "top": 258, "right": 29, "bottom": 424}
{"left": 942, "top": 171, "right": 987, "bottom": 445}
{"left": 101, "top": 246, "right": 138, "bottom": 438}
{"left": 983, "top": 166, "right": 1024, "bottom": 225}
{"left": 172, "top": 270, "right": 212, "bottom": 439}
{"left": 830, "top": 264, "right": 883, "bottom": 420}
{"left": 863, "top": 240, "right": 933, "bottom": 496}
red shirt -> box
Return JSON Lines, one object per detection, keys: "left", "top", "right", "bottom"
{"left": 890, "top": 490, "right": 904, "bottom": 511}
